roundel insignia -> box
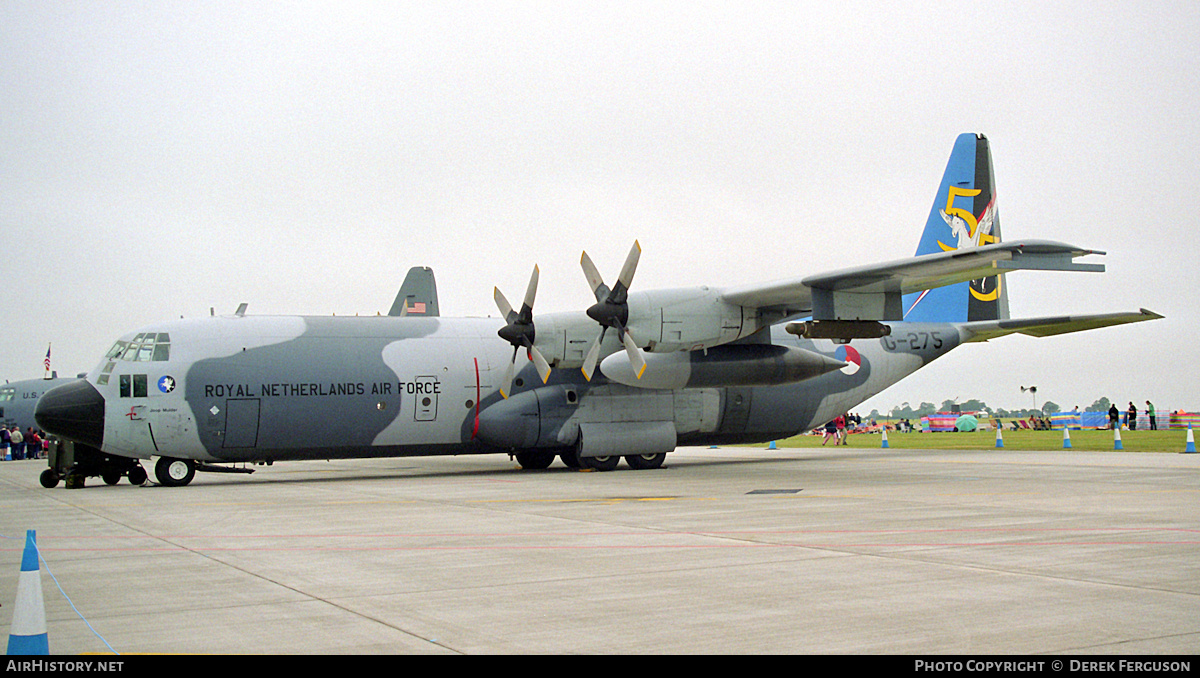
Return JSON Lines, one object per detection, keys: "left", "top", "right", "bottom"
{"left": 158, "top": 376, "right": 176, "bottom": 394}
{"left": 835, "top": 345, "right": 862, "bottom": 375}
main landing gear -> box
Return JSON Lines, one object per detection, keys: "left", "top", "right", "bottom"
{"left": 151, "top": 457, "right": 255, "bottom": 486}
{"left": 513, "top": 449, "right": 667, "bottom": 472}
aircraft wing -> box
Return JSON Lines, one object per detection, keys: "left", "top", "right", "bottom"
{"left": 959, "top": 309, "right": 1163, "bottom": 343}
{"left": 720, "top": 240, "right": 1105, "bottom": 320}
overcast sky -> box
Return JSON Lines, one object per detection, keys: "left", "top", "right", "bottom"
{"left": 3, "top": 1, "right": 1196, "bottom": 415}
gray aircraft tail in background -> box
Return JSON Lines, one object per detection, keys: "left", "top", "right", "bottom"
{"left": 388, "top": 266, "right": 439, "bottom": 317}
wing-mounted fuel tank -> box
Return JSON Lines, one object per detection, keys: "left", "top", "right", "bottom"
{"left": 598, "top": 343, "right": 846, "bottom": 390}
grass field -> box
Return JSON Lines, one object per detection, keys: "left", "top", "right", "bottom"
{"left": 761, "top": 427, "right": 1198, "bottom": 453}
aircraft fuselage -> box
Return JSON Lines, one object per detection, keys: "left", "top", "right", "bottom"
{"left": 38, "top": 313, "right": 961, "bottom": 466}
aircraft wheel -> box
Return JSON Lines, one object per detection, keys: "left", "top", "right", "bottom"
{"left": 101, "top": 469, "right": 123, "bottom": 486}
{"left": 39, "top": 469, "right": 60, "bottom": 489}
{"left": 128, "top": 465, "right": 148, "bottom": 486}
{"left": 559, "top": 448, "right": 581, "bottom": 468}
{"left": 515, "top": 451, "right": 555, "bottom": 470}
{"left": 625, "top": 452, "right": 666, "bottom": 470}
{"left": 580, "top": 455, "right": 619, "bottom": 472}
{"left": 155, "top": 457, "right": 196, "bottom": 487}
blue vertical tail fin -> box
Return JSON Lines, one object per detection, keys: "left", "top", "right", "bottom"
{"left": 902, "top": 133, "right": 1009, "bottom": 323}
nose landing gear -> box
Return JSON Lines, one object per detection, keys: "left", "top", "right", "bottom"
{"left": 39, "top": 440, "right": 148, "bottom": 488}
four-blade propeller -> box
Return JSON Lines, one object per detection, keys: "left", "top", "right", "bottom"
{"left": 580, "top": 240, "right": 646, "bottom": 382}
{"left": 494, "top": 265, "right": 552, "bottom": 399}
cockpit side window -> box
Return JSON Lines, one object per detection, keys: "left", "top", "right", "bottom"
{"left": 105, "top": 341, "right": 128, "bottom": 360}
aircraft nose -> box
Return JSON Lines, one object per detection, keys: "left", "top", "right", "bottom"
{"left": 35, "top": 380, "right": 105, "bottom": 449}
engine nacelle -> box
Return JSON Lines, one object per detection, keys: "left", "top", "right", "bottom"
{"left": 531, "top": 287, "right": 761, "bottom": 370}
{"left": 599, "top": 343, "right": 847, "bottom": 390}
{"left": 626, "top": 287, "right": 758, "bottom": 353}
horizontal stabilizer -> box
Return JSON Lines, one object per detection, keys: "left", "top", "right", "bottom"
{"left": 960, "top": 308, "right": 1163, "bottom": 343}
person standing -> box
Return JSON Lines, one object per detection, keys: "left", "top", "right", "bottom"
{"left": 26, "top": 428, "right": 41, "bottom": 460}
{"left": 1108, "top": 403, "right": 1120, "bottom": 430}
{"left": 1127, "top": 402, "right": 1138, "bottom": 431}
{"left": 9, "top": 426, "right": 23, "bottom": 461}
{"left": 1146, "top": 400, "right": 1157, "bottom": 430}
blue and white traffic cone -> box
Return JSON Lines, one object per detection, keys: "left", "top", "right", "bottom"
{"left": 1063, "top": 427, "right": 1073, "bottom": 449}
{"left": 1185, "top": 425, "right": 1196, "bottom": 454}
{"left": 6, "top": 530, "right": 48, "bottom": 655}
{"left": 995, "top": 426, "right": 1004, "bottom": 448}
{"left": 881, "top": 428, "right": 890, "bottom": 448}
{"left": 768, "top": 440, "right": 777, "bottom": 450}
{"left": 1114, "top": 427, "right": 1124, "bottom": 451}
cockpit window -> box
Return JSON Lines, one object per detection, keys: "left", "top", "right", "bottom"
{"left": 105, "top": 341, "right": 127, "bottom": 360}
{"left": 106, "top": 333, "right": 170, "bottom": 362}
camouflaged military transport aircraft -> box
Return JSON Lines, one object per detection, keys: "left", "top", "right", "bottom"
{"left": 35, "top": 134, "right": 1161, "bottom": 487}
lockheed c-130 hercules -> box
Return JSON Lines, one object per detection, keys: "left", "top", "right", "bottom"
{"left": 35, "top": 133, "right": 1161, "bottom": 487}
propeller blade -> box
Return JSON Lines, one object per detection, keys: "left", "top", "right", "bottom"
{"left": 522, "top": 265, "right": 539, "bottom": 314}
{"left": 581, "top": 334, "right": 602, "bottom": 382}
{"left": 494, "top": 287, "right": 515, "bottom": 322}
{"left": 529, "top": 345, "right": 552, "bottom": 384}
{"left": 621, "top": 328, "right": 646, "bottom": 380}
{"left": 581, "top": 251, "right": 609, "bottom": 302}
{"left": 499, "top": 347, "right": 518, "bottom": 399}
{"left": 616, "top": 240, "right": 641, "bottom": 292}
